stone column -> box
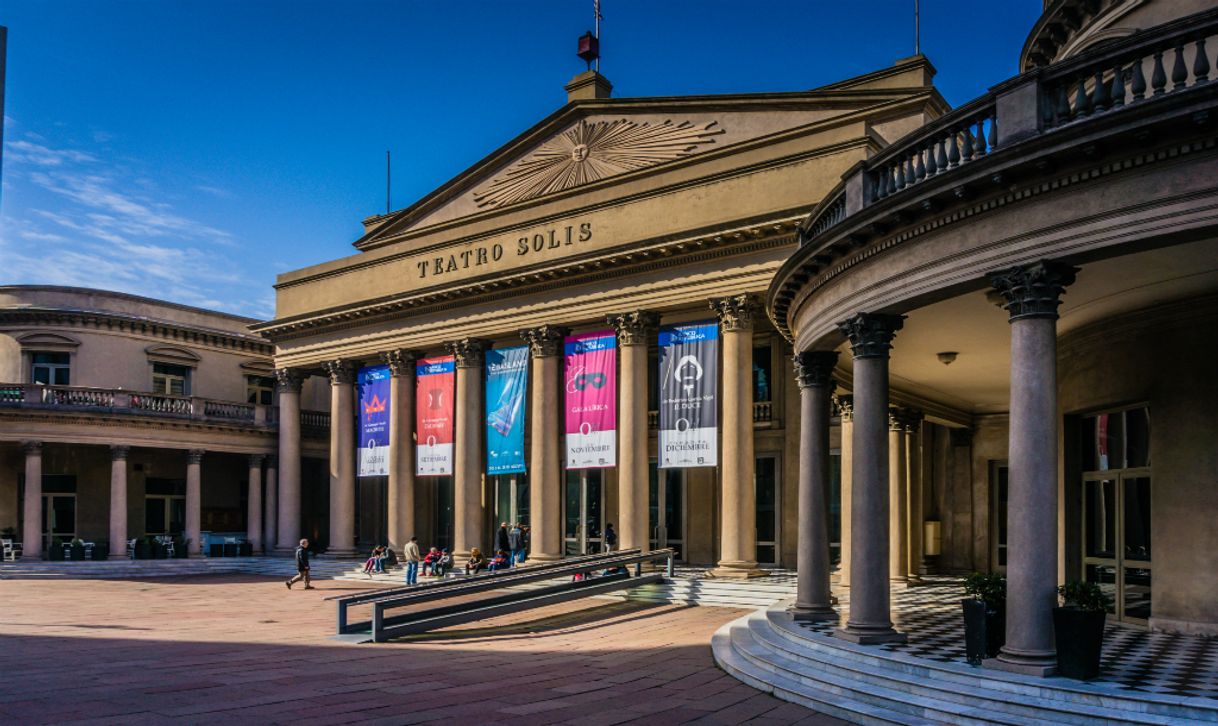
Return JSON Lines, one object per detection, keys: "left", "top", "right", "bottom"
{"left": 608, "top": 310, "right": 659, "bottom": 552}
{"left": 246, "top": 455, "right": 264, "bottom": 554}
{"left": 323, "top": 359, "right": 358, "bottom": 557}
{"left": 836, "top": 395, "right": 854, "bottom": 587}
{"left": 108, "top": 445, "right": 129, "bottom": 559}
{"left": 904, "top": 411, "right": 925, "bottom": 583}
{"left": 264, "top": 457, "right": 278, "bottom": 555}
{"left": 888, "top": 409, "right": 909, "bottom": 585}
{"left": 383, "top": 349, "right": 422, "bottom": 556}
{"left": 987, "top": 260, "right": 1077, "bottom": 676}
{"left": 521, "top": 325, "right": 570, "bottom": 562}
{"left": 446, "top": 338, "right": 490, "bottom": 559}
{"left": 21, "top": 442, "right": 42, "bottom": 558}
{"left": 835, "top": 312, "right": 906, "bottom": 644}
{"left": 710, "top": 294, "right": 763, "bottom": 578}
{"left": 792, "top": 351, "right": 839, "bottom": 619}
{"left": 185, "top": 449, "right": 203, "bottom": 556}
{"left": 275, "top": 368, "right": 304, "bottom": 554}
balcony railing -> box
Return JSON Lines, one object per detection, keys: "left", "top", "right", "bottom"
{"left": 0, "top": 383, "right": 283, "bottom": 427}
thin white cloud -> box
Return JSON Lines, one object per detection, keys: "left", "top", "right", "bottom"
{"left": 6, "top": 139, "right": 97, "bottom": 167}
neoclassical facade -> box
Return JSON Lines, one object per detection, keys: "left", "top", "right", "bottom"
{"left": 772, "top": 0, "right": 1218, "bottom": 677}
{"left": 0, "top": 287, "right": 330, "bottom": 559}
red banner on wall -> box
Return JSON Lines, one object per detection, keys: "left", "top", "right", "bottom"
{"left": 416, "top": 356, "right": 455, "bottom": 476}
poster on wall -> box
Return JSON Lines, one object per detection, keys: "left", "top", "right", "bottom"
{"left": 564, "top": 330, "right": 617, "bottom": 469}
{"left": 357, "top": 364, "right": 391, "bottom": 476}
{"left": 485, "top": 345, "right": 529, "bottom": 475}
{"left": 658, "top": 322, "right": 719, "bottom": 468}
{"left": 416, "top": 355, "right": 455, "bottom": 476}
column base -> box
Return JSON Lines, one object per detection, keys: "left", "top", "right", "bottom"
{"left": 327, "top": 548, "right": 359, "bottom": 558}
{"left": 711, "top": 560, "right": 766, "bottom": 579}
{"left": 791, "top": 604, "right": 838, "bottom": 622}
{"left": 985, "top": 648, "right": 1058, "bottom": 677}
{"left": 905, "top": 574, "right": 925, "bottom": 585}
{"left": 526, "top": 553, "right": 563, "bottom": 563}
{"left": 834, "top": 624, "right": 907, "bottom": 645}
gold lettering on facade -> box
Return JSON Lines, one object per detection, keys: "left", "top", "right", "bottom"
{"left": 417, "top": 222, "right": 593, "bottom": 280}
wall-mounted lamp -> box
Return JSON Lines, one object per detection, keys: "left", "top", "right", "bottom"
{"left": 937, "top": 351, "right": 958, "bottom": 366}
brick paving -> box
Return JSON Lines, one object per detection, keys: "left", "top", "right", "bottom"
{"left": 0, "top": 575, "right": 843, "bottom": 725}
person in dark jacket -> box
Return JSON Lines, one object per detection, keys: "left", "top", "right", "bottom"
{"left": 603, "top": 523, "right": 618, "bottom": 553}
{"left": 495, "top": 522, "right": 511, "bottom": 555}
{"left": 286, "top": 538, "right": 314, "bottom": 589}
{"left": 508, "top": 523, "right": 525, "bottom": 567}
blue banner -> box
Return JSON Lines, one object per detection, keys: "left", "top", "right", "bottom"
{"left": 485, "top": 346, "right": 529, "bottom": 475}
{"left": 357, "top": 365, "right": 391, "bottom": 477}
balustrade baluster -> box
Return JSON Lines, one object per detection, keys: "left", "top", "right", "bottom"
{"left": 1172, "top": 44, "right": 1188, "bottom": 90}
{"left": 986, "top": 115, "right": 998, "bottom": 150}
{"left": 1151, "top": 50, "right": 1167, "bottom": 95}
{"left": 895, "top": 159, "right": 906, "bottom": 190}
{"left": 914, "top": 147, "right": 925, "bottom": 181}
{"left": 960, "top": 125, "right": 974, "bottom": 161}
{"left": 1110, "top": 62, "right": 1126, "bottom": 108}
{"left": 1091, "top": 69, "right": 1109, "bottom": 112}
{"left": 1075, "top": 73, "right": 1091, "bottom": 118}
{"left": 1131, "top": 55, "right": 1148, "bottom": 101}
{"left": 1195, "top": 38, "right": 1211, "bottom": 83}
{"left": 925, "top": 141, "right": 938, "bottom": 175}
{"left": 905, "top": 155, "right": 916, "bottom": 185}
{"left": 935, "top": 137, "right": 948, "bottom": 171}
{"left": 946, "top": 131, "right": 960, "bottom": 167}
{"left": 975, "top": 118, "right": 988, "bottom": 155}
{"left": 1055, "top": 84, "right": 1070, "bottom": 124}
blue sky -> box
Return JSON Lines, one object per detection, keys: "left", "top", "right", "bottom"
{"left": 0, "top": 1, "right": 1041, "bottom": 319}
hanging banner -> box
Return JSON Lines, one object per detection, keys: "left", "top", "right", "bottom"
{"left": 485, "top": 345, "right": 529, "bottom": 475}
{"left": 658, "top": 322, "right": 719, "bottom": 468}
{"left": 416, "top": 355, "right": 455, "bottom": 476}
{"left": 564, "top": 330, "right": 617, "bottom": 469}
{"left": 357, "top": 365, "right": 391, "bottom": 477}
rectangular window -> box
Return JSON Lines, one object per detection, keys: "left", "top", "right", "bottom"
{"left": 152, "top": 363, "right": 191, "bottom": 396}
{"left": 246, "top": 375, "right": 275, "bottom": 405}
{"left": 752, "top": 343, "right": 773, "bottom": 403}
{"left": 31, "top": 352, "right": 70, "bottom": 386}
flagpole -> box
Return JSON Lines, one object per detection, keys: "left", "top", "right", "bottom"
{"left": 914, "top": 0, "right": 920, "bottom": 56}
{"left": 594, "top": 0, "right": 601, "bottom": 72}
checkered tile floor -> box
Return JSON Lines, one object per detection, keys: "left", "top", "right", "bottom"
{"left": 795, "top": 577, "right": 1218, "bottom": 700}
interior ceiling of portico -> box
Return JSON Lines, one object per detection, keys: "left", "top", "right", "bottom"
{"left": 838, "top": 235, "right": 1218, "bottom": 417}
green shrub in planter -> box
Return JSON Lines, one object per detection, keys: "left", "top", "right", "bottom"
{"left": 1054, "top": 581, "right": 1109, "bottom": 680}
{"left": 962, "top": 572, "right": 1006, "bottom": 665}
{"left": 70, "top": 538, "right": 86, "bottom": 561}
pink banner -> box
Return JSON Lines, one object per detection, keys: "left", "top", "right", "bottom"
{"left": 564, "top": 330, "right": 617, "bottom": 469}
{"left": 416, "top": 355, "right": 455, "bottom": 476}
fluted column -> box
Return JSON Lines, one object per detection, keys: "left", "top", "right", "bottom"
{"left": 521, "top": 325, "right": 569, "bottom": 561}
{"left": 904, "top": 411, "right": 925, "bottom": 583}
{"left": 836, "top": 395, "right": 854, "bottom": 587}
{"left": 446, "top": 338, "right": 490, "bottom": 559}
{"left": 185, "top": 449, "right": 203, "bottom": 556}
{"left": 324, "top": 360, "right": 358, "bottom": 556}
{"left": 988, "top": 261, "right": 1077, "bottom": 676}
{"left": 888, "top": 409, "right": 909, "bottom": 585}
{"left": 22, "top": 442, "right": 42, "bottom": 558}
{"left": 710, "top": 294, "right": 763, "bottom": 578}
{"left": 107, "top": 445, "right": 129, "bottom": 559}
{"left": 383, "top": 349, "right": 422, "bottom": 555}
{"left": 835, "top": 313, "right": 906, "bottom": 644}
{"left": 608, "top": 310, "right": 659, "bottom": 552}
{"left": 246, "top": 455, "right": 264, "bottom": 553}
{"left": 263, "top": 457, "right": 278, "bottom": 554}
{"left": 792, "top": 351, "right": 838, "bottom": 620}
{"left": 275, "top": 368, "right": 303, "bottom": 554}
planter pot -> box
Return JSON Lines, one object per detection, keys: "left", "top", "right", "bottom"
{"left": 49, "top": 544, "right": 66, "bottom": 561}
{"left": 962, "top": 599, "right": 1005, "bottom": 665}
{"left": 1054, "top": 607, "right": 1106, "bottom": 680}
{"left": 70, "top": 544, "right": 85, "bottom": 561}
{"left": 92, "top": 542, "right": 109, "bottom": 560}
{"left": 239, "top": 542, "right": 253, "bottom": 557}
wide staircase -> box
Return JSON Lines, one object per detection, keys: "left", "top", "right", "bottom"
{"left": 0, "top": 556, "right": 359, "bottom": 580}
{"left": 714, "top": 602, "right": 1218, "bottom": 725}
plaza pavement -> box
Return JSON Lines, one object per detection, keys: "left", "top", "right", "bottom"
{"left": 0, "top": 574, "right": 843, "bottom": 725}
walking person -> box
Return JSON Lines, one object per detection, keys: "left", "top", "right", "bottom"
{"left": 508, "top": 522, "right": 524, "bottom": 567}
{"left": 495, "top": 522, "right": 511, "bottom": 557}
{"left": 604, "top": 522, "right": 618, "bottom": 553}
{"left": 403, "top": 536, "right": 421, "bottom": 586}
{"left": 285, "top": 538, "right": 314, "bottom": 590}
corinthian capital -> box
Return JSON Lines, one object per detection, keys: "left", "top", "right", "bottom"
{"left": 322, "top": 359, "right": 357, "bottom": 385}
{"left": 792, "top": 351, "right": 838, "bottom": 389}
{"left": 709, "top": 293, "right": 761, "bottom": 332}
{"left": 274, "top": 368, "right": 305, "bottom": 393}
{"left": 444, "top": 338, "right": 491, "bottom": 369}
{"left": 520, "top": 325, "right": 571, "bottom": 358}
{"left": 607, "top": 310, "right": 660, "bottom": 347}
{"left": 837, "top": 313, "right": 904, "bottom": 360}
{"left": 381, "top": 349, "right": 424, "bottom": 377}
{"left": 833, "top": 394, "right": 854, "bottom": 421}
{"left": 989, "top": 260, "right": 1079, "bottom": 322}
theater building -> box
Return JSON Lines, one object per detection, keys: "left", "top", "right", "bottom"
{"left": 0, "top": 286, "right": 330, "bottom": 559}
{"left": 255, "top": 58, "right": 954, "bottom": 574}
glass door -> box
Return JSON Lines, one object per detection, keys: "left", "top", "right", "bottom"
{"left": 42, "top": 494, "right": 76, "bottom": 550}
{"left": 433, "top": 477, "right": 454, "bottom": 551}
{"left": 755, "top": 455, "right": 780, "bottom": 565}
{"left": 563, "top": 469, "right": 603, "bottom": 555}
{"left": 648, "top": 463, "right": 685, "bottom": 560}
{"left": 492, "top": 474, "right": 530, "bottom": 530}
{"left": 1083, "top": 471, "right": 1152, "bottom": 623}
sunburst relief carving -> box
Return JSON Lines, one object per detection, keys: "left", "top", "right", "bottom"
{"left": 473, "top": 118, "right": 724, "bottom": 209}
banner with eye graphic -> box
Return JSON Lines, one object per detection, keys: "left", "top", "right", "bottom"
{"left": 415, "top": 355, "right": 456, "bottom": 476}
{"left": 564, "top": 330, "right": 617, "bottom": 469}
{"left": 658, "top": 322, "right": 719, "bottom": 468}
